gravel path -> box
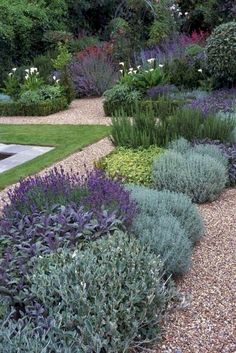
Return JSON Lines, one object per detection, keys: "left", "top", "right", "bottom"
{"left": 0, "top": 98, "right": 111, "bottom": 125}
{"left": 0, "top": 137, "right": 114, "bottom": 209}
{"left": 155, "top": 187, "right": 236, "bottom": 353}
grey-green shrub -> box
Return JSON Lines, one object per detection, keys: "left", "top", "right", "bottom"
{"left": 169, "top": 138, "right": 228, "bottom": 168}
{"left": 192, "top": 144, "right": 228, "bottom": 168}
{"left": 126, "top": 184, "right": 204, "bottom": 244}
{"left": 15, "top": 232, "right": 172, "bottom": 353}
{"left": 152, "top": 150, "right": 228, "bottom": 203}
{"left": 133, "top": 213, "right": 192, "bottom": 275}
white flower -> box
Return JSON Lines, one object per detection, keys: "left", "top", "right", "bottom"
{"left": 149, "top": 68, "right": 154, "bottom": 72}
{"left": 119, "top": 62, "right": 125, "bottom": 66}
{"left": 129, "top": 67, "right": 133, "bottom": 71}
{"left": 198, "top": 69, "right": 203, "bottom": 73}
{"left": 159, "top": 64, "right": 164, "bottom": 68}
{"left": 147, "top": 58, "right": 155, "bottom": 63}
{"left": 12, "top": 68, "right": 17, "bottom": 72}
{"left": 25, "top": 74, "right": 29, "bottom": 80}
{"left": 25, "top": 69, "right": 29, "bottom": 73}
{"left": 178, "top": 11, "right": 182, "bottom": 17}
{"left": 185, "top": 12, "right": 189, "bottom": 15}
{"left": 8, "top": 72, "right": 13, "bottom": 77}
{"left": 133, "top": 70, "right": 137, "bottom": 74}
{"left": 56, "top": 79, "right": 60, "bottom": 83}
{"left": 137, "top": 65, "right": 141, "bottom": 69}
{"left": 119, "top": 70, "right": 123, "bottom": 73}
{"left": 53, "top": 75, "right": 56, "bottom": 81}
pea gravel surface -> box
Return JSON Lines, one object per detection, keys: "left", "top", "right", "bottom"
{"left": 0, "top": 98, "right": 111, "bottom": 125}
{"left": 155, "top": 187, "right": 236, "bottom": 353}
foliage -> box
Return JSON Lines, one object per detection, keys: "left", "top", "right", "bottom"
{"left": 133, "top": 213, "right": 192, "bottom": 275}
{"left": 0, "top": 232, "right": 172, "bottom": 353}
{"left": 32, "top": 54, "right": 55, "bottom": 81}
{"left": 98, "top": 146, "right": 164, "bottom": 185}
{"left": 71, "top": 53, "right": 118, "bottom": 97}
{"left": 0, "top": 97, "right": 68, "bottom": 116}
{"left": 19, "top": 85, "right": 63, "bottom": 104}
{"left": 127, "top": 184, "right": 204, "bottom": 244}
{"left": 205, "top": 22, "right": 236, "bottom": 83}
{"left": 164, "top": 57, "right": 204, "bottom": 89}
{"left": 20, "top": 68, "right": 44, "bottom": 93}
{"left": 103, "top": 84, "right": 142, "bottom": 115}
{"left": 108, "top": 17, "right": 132, "bottom": 62}
{"left": 193, "top": 139, "right": 236, "bottom": 186}
{"left": 152, "top": 150, "right": 228, "bottom": 203}
{"left": 52, "top": 44, "right": 72, "bottom": 70}
{"left": 2, "top": 70, "right": 21, "bottom": 100}
{"left": 185, "top": 88, "right": 236, "bottom": 115}
{"left": 68, "top": 36, "right": 100, "bottom": 53}
{"left": 185, "top": 43, "right": 203, "bottom": 57}
{"left": 111, "top": 105, "right": 235, "bottom": 148}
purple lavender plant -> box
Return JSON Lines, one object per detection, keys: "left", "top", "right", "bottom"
{"left": 186, "top": 88, "right": 236, "bottom": 116}
{"left": 146, "top": 84, "right": 178, "bottom": 99}
{"left": 70, "top": 53, "right": 119, "bottom": 97}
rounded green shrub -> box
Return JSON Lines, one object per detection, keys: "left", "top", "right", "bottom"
{"left": 98, "top": 146, "right": 164, "bottom": 185}
{"left": 206, "top": 22, "right": 236, "bottom": 82}
{"left": 168, "top": 137, "right": 191, "bottom": 154}
{"left": 126, "top": 184, "right": 204, "bottom": 244}
{"left": 185, "top": 44, "right": 203, "bottom": 57}
{"left": 133, "top": 213, "right": 192, "bottom": 275}
{"left": 152, "top": 150, "right": 228, "bottom": 203}
{"left": 18, "top": 232, "right": 172, "bottom": 353}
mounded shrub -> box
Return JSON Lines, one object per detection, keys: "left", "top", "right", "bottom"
{"left": 133, "top": 213, "right": 192, "bottom": 275}
{"left": 98, "top": 146, "right": 164, "bottom": 186}
{"left": 152, "top": 150, "right": 228, "bottom": 203}
{"left": 0, "top": 232, "right": 173, "bottom": 353}
{"left": 206, "top": 22, "right": 236, "bottom": 83}
{"left": 0, "top": 97, "right": 68, "bottom": 116}
{"left": 126, "top": 184, "right": 204, "bottom": 244}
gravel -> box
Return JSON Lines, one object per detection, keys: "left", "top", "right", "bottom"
{"left": 154, "top": 187, "right": 236, "bottom": 353}
{"left": 0, "top": 98, "right": 111, "bottom": 125}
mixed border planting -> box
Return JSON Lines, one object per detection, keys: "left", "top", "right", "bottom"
{"left": 0, "top": 0, "right": 235, "bottom": 352}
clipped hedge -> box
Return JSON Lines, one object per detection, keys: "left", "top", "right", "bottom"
{"left": 0, "top": 97, "right": 68, "bottom": 116}
{"left": 98, "top": 146, "right": 164, "bottom": 186}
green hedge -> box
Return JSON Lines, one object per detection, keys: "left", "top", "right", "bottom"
{"left": 0, "top": 97, "right": 68, "bottom": 116}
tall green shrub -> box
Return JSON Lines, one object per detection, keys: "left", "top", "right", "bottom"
{"left": 206, "top": 22, "right": 236, "bottom": 83}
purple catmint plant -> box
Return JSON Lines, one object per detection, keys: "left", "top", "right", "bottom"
{"left": 146, "top": 84, "right": 178, "bottom": 99}
{"left": 186, "top": 88, "right": 236, "bottom": 116}
{"left": 70, "top": 53, "right": 119, "bottom": 97}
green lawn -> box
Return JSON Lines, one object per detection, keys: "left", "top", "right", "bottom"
{"left": 0, "top": 124, "right": 110, "bottom": 190}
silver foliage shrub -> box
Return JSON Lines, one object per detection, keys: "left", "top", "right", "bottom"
{"left": 126, "top": 184, "right": 204, "bottom": 244}
{"left": 169, "top": 137, "right": 228, "bottom": 168}
{"left": 152, "top": 150, "right": 228, "bottom": 203}
{"left": 0, "top": 232, "right": 173, "bottom": 353}
{"left": 133, "top": 213, "right": 192, "bottom": 275}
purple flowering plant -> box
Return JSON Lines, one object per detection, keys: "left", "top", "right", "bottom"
{"left": 186, "top": 88, "right": 236, "bottom": 116}
{"left": 0, "top": 168, "right": 137, "bottom": 310}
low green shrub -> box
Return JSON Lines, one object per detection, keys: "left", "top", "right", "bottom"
{"left": 133, "top": 213, "right": 192, "bottom": 275}
{"left": 19, "top": 85, "right": 63, "bottom": 104}
{"left": 152, "top": 150, "right": 228, "bottom": 203}
{"left": 126, "top": 184, "right": 204, "bottom": 244}
{"left": 98, "top": 146, "right": 164, "bottom": 186}
{"left": 0, "top": 97, "right": 68, "bottom": 116}
{"left": 0, "top": 232, "right": 173, "bottom": 353}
